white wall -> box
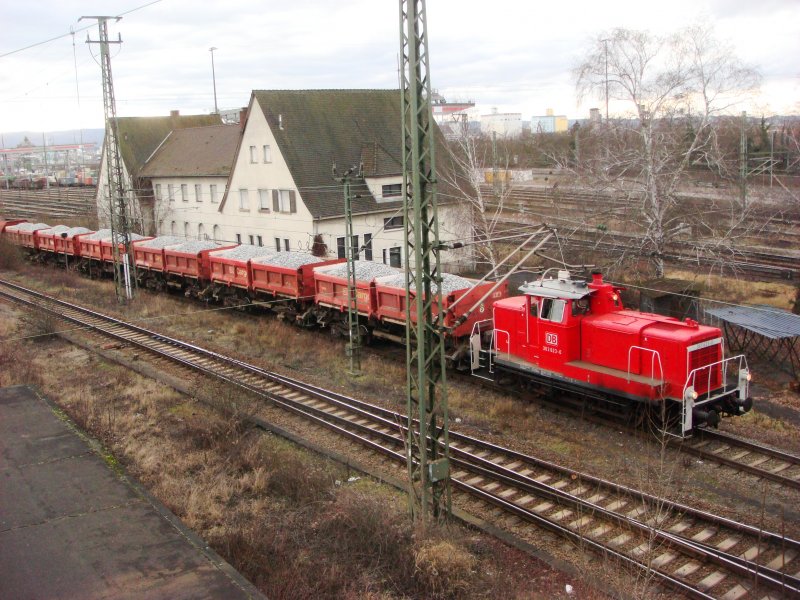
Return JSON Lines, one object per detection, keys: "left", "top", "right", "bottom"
{"left": 152, "top": 175, "right": 229, "bottom": 241}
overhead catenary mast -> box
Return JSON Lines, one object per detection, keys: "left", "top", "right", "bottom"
{"left": 81, "top": 15, "right": 135, "bottom": 302}
{"left": 399, "top": 0, "right": 450, "bottom": 523}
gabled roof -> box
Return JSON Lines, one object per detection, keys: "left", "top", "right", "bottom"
{"left": 114, "top": 113, "right": 222, "bottom": 178}
{"left": 139, "top": 125, "right": 240, "bottom": 178}
{"left": 251, "top": 90, "right": 404, "bottom": 219}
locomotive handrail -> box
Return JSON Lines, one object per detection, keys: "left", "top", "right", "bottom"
{"left": 683, "top": 354, "right": 749, "bottom": 407}
{"left": 626, "top": 345, "right": 664, "bottom": 386}
{"left": 494, "top": 328, "right": 511, "bottom": 358}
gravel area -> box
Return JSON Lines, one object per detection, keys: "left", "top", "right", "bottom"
{"left": 38, "top": 225, "right": 70, "bottom": 236}
{"left": 378, "top": 272, "right": 476, "bottom": 294}
{"left": 212, "top": 245, "right": 276, "bottom": 261}
{"left": 83, "top": 228, "right": 113, "bottom": 241}
{"left": 110, "top": 232, "right": 147, "bottom": 244}
{"left": 7, "top": 222, "right": 50, "bottom": 232}
{"left": 315, "top": 260, "right": 399, "bottom": 282}
{"left": 135, "top": 236, "right": 184, "bottom": 249}
{"left": 252, "top": 252, "right": 324, "bottom": 269}
{"left": 168, "top": 240, "right": 226, "bottom": 253}
{"left": 64, "top": 227, "right": 92, "bottom": 238}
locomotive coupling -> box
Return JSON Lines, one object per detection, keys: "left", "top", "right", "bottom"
{"left": 693, "top": 407, "right": 721, "bottom": 429}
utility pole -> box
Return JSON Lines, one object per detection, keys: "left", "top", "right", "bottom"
{"left": 602, "top": 38, "right": 610, "bottom": 121}
{"left": 82, "top": 15, "right": 134, "bottom": 302}
{"left": 335, "top": 163, "right": 362, "bottom": 376}
{"left": 739, "top": 110, "right": 748, "bottom": 210}
{"left": 399, "top": 0, "right": 450, "bottom": 524}
{"left": 209, "top": 47, "right": 219, "bottom": 114}
{"left": 770, "top": 129, "right": 776, "bottom": 188}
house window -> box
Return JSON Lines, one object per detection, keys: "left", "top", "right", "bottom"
{"left": 209, "top": 184, "right": 218, "bottom": 203}
{"left": 384, "top": 216, "right": 403, "bottom": 230}
{"left": 239, "top": 189, "right": 249, "bottom": 210}
{"left": 184, "top": 222, "right": 190, "bottom": 238}
{"left": 350, "top": 235, "right": 359, "bottom": 259}
{"left": 195, "top": 184, "right": 202, "bottom": 202}
{"left": 275, "top": 237, "right": 281, "bottom": 252}
{"left": 213, "top": 225, "right": 221, "bottom": 242}
{"left": 284, "top": 238, "right": 290, "bottom": 252}
{"left": 155, "top": 183, "right": 162, "bottom": 201}
{"left": 258, "top": 189, "right": 270, "bottom": 211}
{"left": 364, "top": 233, "right": 373, "bottom": 261}
{"left": 256, "top": 235, "right": 263, "bottom": 247}
{"left": 337, "top": 237, "right": 345, "bottom": 259}
{"left": 249, "top": 145, "right": 257, "bottom": 163}
{"left": 249, "top": 234, "right": 255, "bottom": 245}
{"left": 181, "top": 184, "right": 188, "bottom": 202}
{"left": 198, "top": 223, "right": 205, "bottom": 240}
{"left": 168, "top": 184, "right": 175, "bottom": 202}
{"left": 382, "top": 183, "right": 402, "bottom": 198}
{"left": 272, "top": 189, "right": 296, "bottom": 213}
{"left": 389, "top": 247, "right": 401, "bottom": 268}
{"left": 263, "top": 144, "right": 271, "bottom": 163}
{"left": 236, "top": 233, "right": 242, "bottom": 244}
{"left": 170, "top": 221, "right": 176, "bottom": 235}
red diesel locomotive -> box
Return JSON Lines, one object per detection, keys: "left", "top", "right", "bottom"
{"left": 470, "top": 270, "right": 752, "bottom": 435}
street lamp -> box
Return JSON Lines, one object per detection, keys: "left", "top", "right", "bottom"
{"left": 209, "top": 47, "right": 219, "bottom": 114}
{"left": 601, "top": 38, "right": 610, "bottom": 121}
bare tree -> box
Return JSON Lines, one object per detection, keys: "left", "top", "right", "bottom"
{"left": 441, "top": 122, "right": 515, "bottom": 273}
{"left": 571, "top": 26, "right": 760, "bottom": 277}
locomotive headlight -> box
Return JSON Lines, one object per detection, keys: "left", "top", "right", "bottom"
{"left": 683, "top": 386, "right": 697, "bottom": 402}
{"left": 746, "top": 372, "right": 752, "bottom": 382}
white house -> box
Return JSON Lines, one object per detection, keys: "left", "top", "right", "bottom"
{"left": 140, "top": 124, "right": 240, "bottom": 243}
{"left": 95, "top": 110, "right": 222, "bottom": 235}
{"left": 206, "top": 89, "right": 471, "bottom": 271}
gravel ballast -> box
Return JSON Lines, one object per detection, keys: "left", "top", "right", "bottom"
{"left": 252, "top": 252, "right": 324, "bottom": 269}
{"left": 39, "top": 225, "right": 70, "bottom": 236}
{"left": 378, "top": 272, "right": 476, "bottom": 295}
{"left": 7, "top": 222, "right": 50, "bottom": 232}
{"left": 136, "top": 236, "right": 185, "bottom": 249}
{"left": 168, "top": 240, "right": 227, "bottom": 253}
{"left": 212, "top": 245, "right": 276, "bottom": 261}
{"left": 315, "top": 261, "right": 399, "bottom": 282}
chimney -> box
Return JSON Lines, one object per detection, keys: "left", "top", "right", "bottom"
{"left": 239, "top": 107, "right": 248, "bottom": 129}
{"left": 591, "top": 271, "right": 604, "bottom": 285}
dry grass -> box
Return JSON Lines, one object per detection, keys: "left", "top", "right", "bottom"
{"left": 0, "top": 236, "right": 24, "bottom": 270}
{"left": 666, "top": 267, "right": 796, "bottom": 310}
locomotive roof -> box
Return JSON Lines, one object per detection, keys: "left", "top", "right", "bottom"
{"left": 519, "top": 277, "right": 592, "bottom": 300}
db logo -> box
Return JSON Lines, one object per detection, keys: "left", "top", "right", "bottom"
{"left": 545, "top": 333, "right": 559, "bottom": 346}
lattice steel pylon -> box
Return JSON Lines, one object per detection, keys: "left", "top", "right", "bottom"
{"left": 399, "top": 0, "right": 450, "bottom": 523}
{"left": 335, "top": 164, "right": 362, "bottom": 376}
{"left": 82, "top": 15, "right": 135, "bottom": 302}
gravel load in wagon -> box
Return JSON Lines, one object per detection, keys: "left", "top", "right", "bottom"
{"left": 212, "top": 245, "right": 276, "bottom": 260}
{"left": 168, "top": 240, "right": 226, "bottom": 253}
{"left": 252, "top": 252, "right": 323, "bottom": 269}
{"left": 39, "top": 225, "right": 70, "bottom": 236}
{"left": 83, "top": 228, "right": 113, "bottom": 241}
{"left": 63, "top": 227, "right": 92, "bottom": 238}
{"left": 136, "top": 236, "right": 184, "bottom": 249}
{"left": 317, "top": 261, "right": 399, "bottom": 282}
{"left": 379, "top": 272, "right": 476, "bottom": 295}
{"left": 8, "top": 222, "right": 50, "bottom": 232}
{"left": 110, "top": 232, "right": 147, "bottom": 244}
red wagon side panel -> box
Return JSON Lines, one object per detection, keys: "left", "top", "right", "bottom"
{"left": 252, "top": 258, "right": 344, "bottom": 299}
{"left": 165, "top": 244, "right": 237, "bottom": 280}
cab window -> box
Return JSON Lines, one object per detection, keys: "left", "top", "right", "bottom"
{"left": 540, "top": 298, "right": 566, "bottom": 323}
{"left": 572, "top": 297, "right": 590, "bottom": 316}
{"left": 529, "top": 299, "right": 538, "bottom": 317}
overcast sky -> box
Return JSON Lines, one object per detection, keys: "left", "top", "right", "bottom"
{"left": 1, "top": 0, "right": 798, "bottom": 136}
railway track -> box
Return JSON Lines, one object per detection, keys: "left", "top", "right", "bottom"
{"left": 680, "top": 430, "right": 800, "bottom": 492}
{"left": 2, "top": 278, "right": 799, "bottom": 599}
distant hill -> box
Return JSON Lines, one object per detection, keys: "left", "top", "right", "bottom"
{"left": 1, "top": 129, "right": 105, "bottom": 149}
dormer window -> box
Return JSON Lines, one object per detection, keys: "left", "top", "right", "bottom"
{"left": 382, "top": 183, "right": 401, "bottom": 198}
